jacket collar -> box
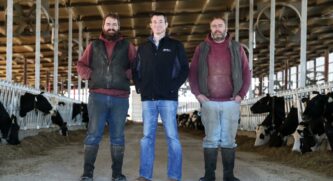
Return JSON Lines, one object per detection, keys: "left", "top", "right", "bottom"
{"left": 148, "top": 35, "right": 169, "bottom": 44}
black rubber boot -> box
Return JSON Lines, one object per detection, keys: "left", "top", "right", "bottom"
{"left": 81, "top": 145, "right": 99, "bottom": 181}
{"left": 221, "top": 148, "right": 240, "bottom": 181}
{"left": 198, "top": 148, "right": 218, "bottom": 181}
{"left": 111, "top": 145, "right": 127, "bottom": 181}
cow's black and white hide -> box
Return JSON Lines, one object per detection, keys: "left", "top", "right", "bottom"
{"left": 81, "top": 103, "right": 89, "bottom": 127}
{"left": 51, "top": 110, "right": 68, "bottom": 136}
{"left": 187, "top": 110, "right": 204, "bottom": 130}
{"left": 58, "top": 101, "right": 66, "bottom": 106}
{"left": 72, "top": 103, "right": 89, "bottom": 124}
{"left": 19, "top": 92, "right": 36, "bottom": 117}
{"left": 250, "top": 94, "right": 285, "bottom": 129}
{"left": 323, "top": 92, "right": 333, "bottom": 150}
{"left": 177, "top": 113, "right": 189, "bottom": 127}
{"left": 72, "top": 103, "right": 82, "bottom": 120}
{"left": 292, "top": 122, "right": 326, "bottom": 153}
{"left": 269, "top": 107, "right": 300, "bottom": 147}
{"left": 6, "top": 115, "right": 20, "bottom": 145}
{"left": 251, "top": 95, "right": 287, "bottom": 147}
{"left": 279, "top": 107, "right": 299, "bottom": 136}
{"left": 292, "top": 93, "right": 327, "bottom": 153}
{"left": 19, "top": 92, "right": 53, "bottom": 117}
{"left": 0, "top": 101, "right": 12, "bottom": 143}
{"left": 254, "top": 123, "right": 271, "bottom": 146}
{"left": 36, "top": 93, "right": 53, "bottom": 114}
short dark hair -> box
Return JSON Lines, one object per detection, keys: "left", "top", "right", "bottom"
{"left": 210, "top": 17, "right": 227, "bottom": 25}
{"left": 103, "top": 13, "right": 120, "bottom": 26}
{"left": 150, "top": 12, "right": 168, "bottom": 23}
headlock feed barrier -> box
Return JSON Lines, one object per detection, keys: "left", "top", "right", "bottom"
{"left": 0, "top": 80, "right": 83, "bottom": 140}
{"left": 239, "top": 82, "right": 333, "bottom": 131}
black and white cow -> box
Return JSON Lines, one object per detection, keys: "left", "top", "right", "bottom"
{"left": 0, "top": 101, "right": 12, "bottom": 143}
{"left": 187, "top": 110, "right": 204, "bottom": 130}
{"left": 19, "top": 92, "right": 53, "bottom": 117}
{"left": 323, "top": 92, "right": 333, "bottom": 150}
{"left": 0, "top": 101, "right": 20, "bottom": 145}
{"left": 251, "top": 94, "right": 300, "bottom": 147}
{"left": 72, "top": 103, "right": 82, "bottom": 120}
{"left": 6, "top": 115, "right": 20, "bottom": 145}
{"left": 81, "top": 103, "right": 89, "bottom": 125}
{"left": 292, "top": 92, "right": 329, "bottom": 153}
{"left": 177, "top": 113, "right": 189, "bottom": 127}
{"left": 251, "top": 94, "right": 286, "bottom": 147}
{"left": 51, "top": 110, "right": 68, "bottom": 136}
{"left": 72, "top": 102, "right": 89, "bottom": 128}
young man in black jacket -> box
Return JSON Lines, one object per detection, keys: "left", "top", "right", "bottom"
{"left": 133, "top": 12, "right": 189, "bottom": 181}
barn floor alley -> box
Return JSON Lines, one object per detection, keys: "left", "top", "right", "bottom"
{"left": 0, "top": 123, "right": 332, "bottom": 181}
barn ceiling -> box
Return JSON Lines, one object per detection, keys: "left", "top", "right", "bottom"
{"left": 0, "top": 0, "right": 333, "bottom": 93}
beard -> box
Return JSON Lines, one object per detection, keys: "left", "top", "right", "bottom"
{"left": 102, "top": 29, "right": 120, "bottom": 41}
{"left": 211, "top": 30, "right": 227, "bottom": 41}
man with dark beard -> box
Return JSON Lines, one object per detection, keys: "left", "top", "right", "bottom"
{"left": 77, "top": 13, "right": 136, "bottom": 181}
{"left": 189, "top": 18, "right": 250, "bottom": 181}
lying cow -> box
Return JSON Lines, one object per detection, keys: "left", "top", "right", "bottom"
{"left": 251, "top": 94, "right": 291, "bottom": 147}
{"left": 292, "top": 92, "right": 328, "bottom": 153}
{"left": 269, "top": 106, "right": 299, "bottom": 147}
{"left": 292, "top": 121, "right": 326, "bottom": 153}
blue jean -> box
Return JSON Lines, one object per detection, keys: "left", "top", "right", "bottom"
{"left": 139, "top": 100, "right": 182, "bottom": 181}
{"left": 201, "top": 101, "right": 240, "bottom": 148}
{"left": 84, "top": 93, "right": 129, "bottom": 146}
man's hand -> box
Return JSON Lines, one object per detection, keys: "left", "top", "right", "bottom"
{"left": 196, "top": 94, "right": 209, "bottom": 103}
{"left": 232, "top": 95, "right": 242, "bottom": 103}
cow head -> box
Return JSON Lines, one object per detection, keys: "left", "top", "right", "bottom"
{"left": 254, "top": 124, "right": 270, "bottom": 146}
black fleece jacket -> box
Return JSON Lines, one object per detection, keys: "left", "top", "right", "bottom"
{"left": 133, "top": 36, "right": 189, "bottom": 101}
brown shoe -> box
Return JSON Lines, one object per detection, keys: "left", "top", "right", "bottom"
{"left": 135, "top": 176, "right": 150, "bottom": 181}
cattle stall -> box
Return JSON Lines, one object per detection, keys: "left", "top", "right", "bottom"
{"left": 0, "top": 80, "right": 83, "bottom": 140}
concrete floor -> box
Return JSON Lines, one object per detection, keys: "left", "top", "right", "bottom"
{"left": 0, "top": 124, "right": 332, "bottom": 181}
